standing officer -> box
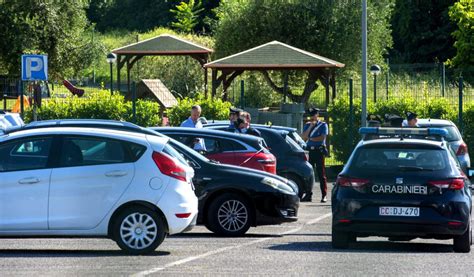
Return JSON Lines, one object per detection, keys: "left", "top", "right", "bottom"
{"left": 227, "top": 107, "right": 243, "bottom": 132}
{"left": 404, "top": 111, "right": 419, "bottom": 127}
{"left": 301, "top": 108, "right": 328, "bottom": 203}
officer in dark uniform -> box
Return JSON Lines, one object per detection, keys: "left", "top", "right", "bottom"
{"left": 405, "top": 111, "right": 419, "bottom": 127}
{"left": 301, "top": 108, "right": 328, "bottom": 202}
{"left": 227, "top": 107, "right": 243, "bottom": 132}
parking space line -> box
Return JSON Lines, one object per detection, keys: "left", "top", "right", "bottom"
{"left": 132, "top": 212, "right": 332, "bottom": 276}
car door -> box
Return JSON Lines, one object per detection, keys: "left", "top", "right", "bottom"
{"left": 48, "top": 135, "right": 135, "bottom": 230}
{"left": 0, "top": 136, "right": 53, "bottom": 230}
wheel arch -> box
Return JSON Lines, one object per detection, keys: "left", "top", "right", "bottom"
{"left": 202, "top": 189, "right": 257, "bottom": 226}
{"left": 107, "top": 200, "right": 169, "bottom": 238}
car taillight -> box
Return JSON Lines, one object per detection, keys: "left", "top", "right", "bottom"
{"left": 152, "top": 151, "right": 187, "bottom": 182}
{"left": 336, "top": 176, "right": 370, "bottom": 187}
{"left": 456, "top": 143, "right": 468, "bottom": 156}
{"left": 257, "top": 156, "right": 276, "bottom": 174}
{"left": 428, "top": 178, "right": 465, "bottom": 190}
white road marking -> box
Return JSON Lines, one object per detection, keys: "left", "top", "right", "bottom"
{"left": 132, "top": 212, "right": 332, "bottom": 276}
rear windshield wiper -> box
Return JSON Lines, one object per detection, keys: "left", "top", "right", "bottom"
{"left": 397, "top": 166, "right": 434, "bottom": 171}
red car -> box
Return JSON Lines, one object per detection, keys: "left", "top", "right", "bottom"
{"left": 151, "top": 127, "right": 277, "bottom": 174}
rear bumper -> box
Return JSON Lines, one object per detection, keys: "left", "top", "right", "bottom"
{"left": 333, "top": 221, "right": 468, "bottom": 237}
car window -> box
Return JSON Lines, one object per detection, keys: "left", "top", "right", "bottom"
{"left": 127, "top": 142, "right": 147, "bottom": 162}
{"left": 202, "top": 138, "right": 222, "bottom": 154}
{"left": 0, "top": 137, "right": 52, "bottom": 172}
{"left": 222, "top": 139, "right": 246, "bottom": 151}
{"left": 352, "top": 147, "right": 448, "bottom": 171}
{"left": 59, "top": 136, "right": 128, "bottom": 167}
{"left": 163, "top": 143, "right": 188, "bottom": 166}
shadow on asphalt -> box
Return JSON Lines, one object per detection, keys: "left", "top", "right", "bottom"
{"left": 0, "top": 249, "right": 171, "bottom": 258}
{"left": 174, "top": 232, "right": 282, "bottom": 238}
{"left": 267, "top": 241, "right": 453, "bottom": 253}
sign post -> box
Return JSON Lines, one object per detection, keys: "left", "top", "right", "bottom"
{"left": 21, "top": 54, "right": 48, "bottom": 120}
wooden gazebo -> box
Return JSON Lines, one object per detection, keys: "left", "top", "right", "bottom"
{"left": 204, "top": 41, "right": 344, "bottom": 106}
{"left": 112, "top": 34, "right": 213, "bottom": 96}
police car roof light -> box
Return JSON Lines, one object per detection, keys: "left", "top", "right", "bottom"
{"left": 359, "top": 127, "right": 448, "bottom": 137}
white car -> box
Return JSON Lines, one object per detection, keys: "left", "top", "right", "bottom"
{"left": 0, "top": 126, "right": 198, "bottom": 254}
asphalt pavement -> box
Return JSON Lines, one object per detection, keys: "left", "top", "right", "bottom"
{"left": 1, "top": 183, "right": 472, "bottom": 276}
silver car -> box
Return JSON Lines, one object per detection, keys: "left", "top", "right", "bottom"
{"left": 417, "top": 119, "right": 470, "bottom": 172}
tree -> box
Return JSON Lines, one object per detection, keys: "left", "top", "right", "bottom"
{"left": 448, "top": 0, "right": 474, "bottom": 77}
{"left": 170, "top": 0, "right": 205, "bottom": 33}
{"left": 212, "top": 0, "right": 394, "bottom": 103}
{"left": 0, "top": 0, "right": 104, "bottom": 79}
{"left": 389, "top": 0, "right": 456, "bottom": 64}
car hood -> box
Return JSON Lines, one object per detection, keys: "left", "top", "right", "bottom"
{"left": 208, "top": 162, "right": 299, "bottom": 192}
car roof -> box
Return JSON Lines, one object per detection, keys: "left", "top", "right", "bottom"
{"left": 151, "top": 127, "right": 265, "bottom": 143}
{"left": 2, "top": 126, "right": 168, "bottom": 145}
{"left": 358, "top": 138, "right": 446, "bottom": 149}
{"left": 416, "top": 119, "right": 454, "bottom": 126}
{"left": 204, "top": 121, "right": 297, "bottom": 132}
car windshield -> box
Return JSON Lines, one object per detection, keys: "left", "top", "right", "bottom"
{"left": 351, "top": 147, "right": 449, "bottom": 172}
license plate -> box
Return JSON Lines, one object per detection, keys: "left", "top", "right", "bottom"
{"left": 379, "top": 207, "right": 420, "bottom": 217}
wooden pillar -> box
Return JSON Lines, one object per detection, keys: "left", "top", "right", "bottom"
{"left": 117, "top": 55, "right": 121, "bottom": 93}
{"left": 325, "top": 74, "right": 330, "bottom": 110}
{"left": 204, "top": 67, "right": 208, "bottom": 98}
{"left": 331, "top": 70, "right": 336, "bottom": 101}
{"left": 127, "top": 58, "right": 131, "bottom": 98}
{"left": 211, "top": 69, "right": 217, "bottom": 99}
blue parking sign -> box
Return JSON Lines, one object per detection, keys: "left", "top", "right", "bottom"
{"left": 21, "top": 55, "right": 48, "bottom": 81}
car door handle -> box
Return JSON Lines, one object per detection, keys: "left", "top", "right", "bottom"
{"left": 18, "top": 177, "right": 40, "bottom": 184}
{"left": 105, "top": 170, "right": 128, "bottom": 177}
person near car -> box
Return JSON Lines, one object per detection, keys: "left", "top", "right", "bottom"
{"left": 228, "top": 107, "right": 243, "bottom": 132}
{"left": 301, "top": 107, "right": 328, "bottom": 203}
{"left": 180, "top": 105, "right": 206, "bottom": 151}
{"left": 403, "top": 111, "right": 419, "bottom": 127}
{"left": 240, "top": 111, "right": 261, "bottom": 137}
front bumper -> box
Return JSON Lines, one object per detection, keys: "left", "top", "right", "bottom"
{"left": 255, "top": 192, "right": 299, "bottom": 225}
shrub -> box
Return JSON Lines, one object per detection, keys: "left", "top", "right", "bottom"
{"left": 24, "top": 89, "right": 161, "bottom": 126}
{"left": 168, "top": 95, "right": 232, "bottom": 126}
{"left": 328, "top": 95, "right": 459, "bottom": 163}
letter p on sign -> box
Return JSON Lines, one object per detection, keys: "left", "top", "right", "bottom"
{"left": 22, "top": 55, "right": 48, "bottom": 81}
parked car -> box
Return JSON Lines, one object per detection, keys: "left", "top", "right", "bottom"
{"left": 0, "top": 111, "right": 24, "bottom": 131}
{"left": 332, "top": 127, "right": 472, "bottom": 252}
{"left": 151, "top": 127, "right": 277, "bottom": 174}
{"left": 0, "top": 125, "right": 198, "bottom": 254}
{"left": 19, "top": 119, "right": 299, "bottom": 236}
{"left": 415, "top": 119, "right": 470, "bottom": 172}
{"left": 160, "top": 136, "right": 299, "bottom": 236}
{"left": 205, "top": 124, "right": 314, "bottom": 200}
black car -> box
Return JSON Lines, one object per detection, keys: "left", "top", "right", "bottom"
{"left": 205, "top": 124, "right": 315, "bottom": 201}
{"left": 162, "top": 136, "right": 299, "bottom": 236}
{"left": 332, "top": 127, "right": 472, "bottom": 252}
{"left": 19, "top": 119, "right": 299, "bottom": 236}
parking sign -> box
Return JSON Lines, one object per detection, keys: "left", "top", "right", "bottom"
{"left": 21, "top": 54, "right": 48, "bottom": 81}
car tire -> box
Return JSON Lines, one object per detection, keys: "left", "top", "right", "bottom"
{"left": 453, "top": 223, "right": 472, "bottom": 253}
{"left": 207, "top": 193, "right": 253, "bottom": 236}
{"left": 113, "top": 206, "right": 166, "bottom": 255}
{"left": 332, "top": 228, "right": 350, "bottom": 249}
{"left": 282, "top": 173, "right": 306, "bottom": 200}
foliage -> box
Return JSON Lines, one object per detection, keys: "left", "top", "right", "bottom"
{"left": 328, "top": 95, "right": 457, "bottom": 163}
{"left": 0, "top": 0, "right": 105, "bottom": 79}
{"left": 86, "top": 0, "right": 219, "bottom": 34}
{"left": 170, "top": 0, "right": 205, "bottom": 33}
{"left": 390, "top": 0, "right": 456, "bottom": 64}
{"left": 448, "top": 0, "right": 474, "bottom": 80}
{"left": 212, "top": 0, "right": 394, "bottom": 103}
{"left": 24, "top": 89, "right": 161, "bottom": 127}
{"left": 167, "top": 94, "right": 231, "bottom": 126}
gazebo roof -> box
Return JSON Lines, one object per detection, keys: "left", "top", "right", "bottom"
{"left": 112, "top": 34, "right": 213, "bottom": 55}
{"left": 204, "top": 41, "right": 344, "bottom": 70}
{"left": 126, "top": 79, "right": 177, "bottom": 108}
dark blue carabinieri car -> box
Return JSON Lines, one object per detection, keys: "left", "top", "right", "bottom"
{"left": 332, "top": 127, "right": 472, "bottom": 252}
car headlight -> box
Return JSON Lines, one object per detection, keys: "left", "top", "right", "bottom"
{"left": 261, "top": 177, "right": 296, "bottom": 195}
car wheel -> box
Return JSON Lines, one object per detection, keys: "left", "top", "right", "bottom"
{"left": 282, "top": 173, "right": 306, "bottom": 200}
{"left": 453, "top": 222, "right": 472, "bottom": 253}
{"left": 207, "top": 193, "right": 252, "bottom": 236}
{"left": 332, "top": 228, "right": 350, "bottom": 249}
{"left": 113, "top": 206, "right": 166, "bottom": 255}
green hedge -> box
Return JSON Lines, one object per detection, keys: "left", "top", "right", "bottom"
{"left": 168, "top": 95, "right": 232, "bottom": 126}
{"left": 24, "top": 90, "right": 161, "bottom": 126}
{"left": 328, "top": 96, "right": 459, "bottom": 163}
